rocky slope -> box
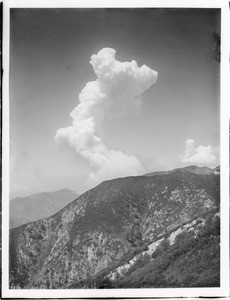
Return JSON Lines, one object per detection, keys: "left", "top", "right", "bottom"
{"left": 9, "top": 166, "right": 220, "bottom": 289}
{"left": 71, "top": 209, "right": 220, "bottom": 288}
{"left": 10, "top": 189, "right": 77, "bottom": 228}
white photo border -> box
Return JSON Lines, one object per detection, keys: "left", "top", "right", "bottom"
{"left": 2, "top": 0, "right": 229, "bottom": 298}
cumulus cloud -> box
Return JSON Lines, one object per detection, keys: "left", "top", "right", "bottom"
{"left": 179, "top": 139, "right": 217, "bottom": 166}
{"left": 55, "top": 48, "right": 158, "bottom": 187}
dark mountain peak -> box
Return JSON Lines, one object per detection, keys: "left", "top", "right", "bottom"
{"left": 182, "top": 165, "right": 215, "bottom": 174}
{"left": 145, "top": 165, "right": 218, "bottom": 177}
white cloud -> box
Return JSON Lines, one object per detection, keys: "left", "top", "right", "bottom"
{"left": 55, "top": 48, "right": 158, "bottom": 187}
{"left": 179, "top": 139, "right": 217, "bottom": 166}
{"left": 83, "top": 146, "right": 144, "bottom": 187}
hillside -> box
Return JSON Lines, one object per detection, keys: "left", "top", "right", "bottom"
{"left": 10, "top": 189, "right": 78, "bottom": 228}
{"left": 113, "top": 212, "right": 220, "bottom": 288}
{"left": 71, "top": 209, "right": 220, "bottom": 288}
{"left": 9, "top": 166, "right": 220, "bottom": 289}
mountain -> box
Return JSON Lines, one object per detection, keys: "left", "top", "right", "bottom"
{"left": 9, "top": 166, "right": 220, "bottom": 289}
{"left": 10, "top": 189, "right": 78, "bottom": 228}
{"left": 145, "top": 165, "right": 220, "bottom": 177}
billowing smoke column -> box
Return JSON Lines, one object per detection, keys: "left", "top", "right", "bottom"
{"left": 55, "top": 48, "right": 158, "bottom": 187}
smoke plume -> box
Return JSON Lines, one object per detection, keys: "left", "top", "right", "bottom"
{"left": 55, "top": 48, "right": 158, "bottom": 186}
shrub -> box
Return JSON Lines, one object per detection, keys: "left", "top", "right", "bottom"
{"left": 212, "top": 216, "right": 220, "bottom": 236}
{"left": 196, "top": 219, "right": 203, "bottom": 225}
{"left": 37, "top": 233, "right": 44, "bottom": 240}
{"left": 152, "top": 238, "right": 170, "bottom": 259}
{"left": 96, "top": 277, "right": 113, "bottom": 289}
{"left": 143, "top": 244, "right": 149, "bottom": 251}
{"left": 174, "top": 231, "right": 192, "bottom": 244}
{"left": 125, "top": 253, "right": 151, "bottom": 276}
{"left": 152, "top": 246, "right": 162, "bottom": 259}
{"left": 132, "top": 246, "right": 143, "bottom": 256}
{"left": 160, "top": 238, "right": 170, "bottom": 251}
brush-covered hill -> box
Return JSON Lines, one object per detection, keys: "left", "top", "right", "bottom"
{"left": 10, "top": 189, "right": 78, "bottom": 228}
{"left": 9, "top": 166, "right": 220, "bottom": 289}
{"left": 71, "top": 209, "right": 220, "bottom": 289}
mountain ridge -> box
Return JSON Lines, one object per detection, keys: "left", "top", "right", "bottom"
{"left": 10, "top": 188, "right": 78, "bottom": 228}
{"left": 9, "top": 165, "right": 220, "bottom": 289}
{"left": 144, "top": 165, "right": 220, "bottom": 177}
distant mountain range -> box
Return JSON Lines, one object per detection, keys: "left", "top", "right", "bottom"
{"left": 9, "top": 166, "right": 220, "bottom": 289}
{"left": 10, "top": 189, "right": 78, "bottom": 228}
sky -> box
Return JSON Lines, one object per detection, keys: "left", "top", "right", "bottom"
{"left": 10, "top": 8, "right": 220, "bottom": 198}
